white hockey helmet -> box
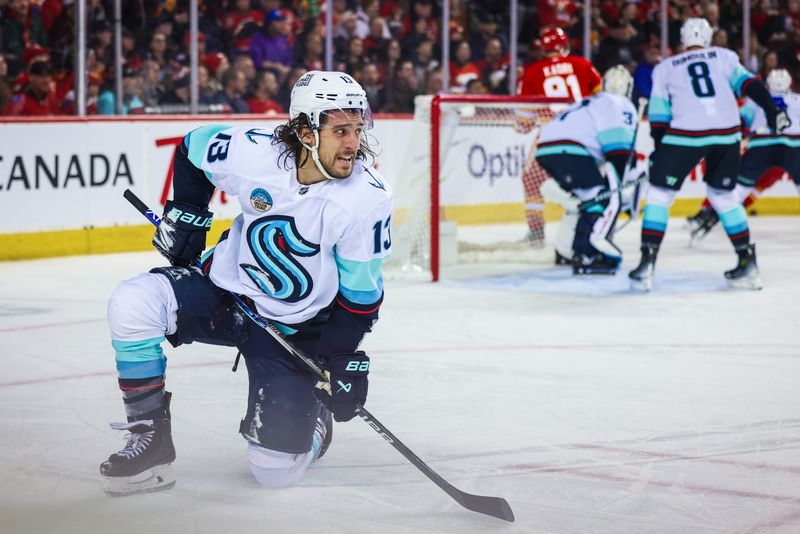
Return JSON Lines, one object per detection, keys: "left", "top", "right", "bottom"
{"left": 288, "top": 71, "right": 373, "bottom": 180}
{"left": 767, "top": 68, "right": 792, "bottom": 93}
{"left": 680, "top": 18, "right": 713, "bottom": 49}
{"left": 289, "top": 71, "right": 373, "bottom": 131}
{"left": 602, "top": 65, "right": 633, "bottom": 99}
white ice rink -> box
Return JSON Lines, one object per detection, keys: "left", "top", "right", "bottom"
{"left": 1, "top": 216, "right": 799, "bottom": 534}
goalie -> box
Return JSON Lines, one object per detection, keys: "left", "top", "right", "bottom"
{"left": 535, "top": 65, "right": 639, "bottom": 274}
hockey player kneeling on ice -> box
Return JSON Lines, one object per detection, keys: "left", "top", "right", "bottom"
{"left": 100, "top": 71, "right": 392, "bottom": 495}
{"left": 629, "top": 17, "right": 789, "bottom": 291}
{"left": 535, "top": 65, "right": 638, "bottom": 275}
{"left": 685, "top": 68, "right": 799, "bottom": 242}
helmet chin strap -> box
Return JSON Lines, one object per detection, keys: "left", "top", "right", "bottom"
{"left": 299, "top": 129, "right": 338, "bottom": 181}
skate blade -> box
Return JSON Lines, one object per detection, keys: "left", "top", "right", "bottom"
{"left": 630, "top": 277, "right": 652, "bottom": 292}
{"left": 727, "top": 274, "right": 763, "bottom": 291}
{"left": 103, "top": 464, "right": 176, "bottom": 497}
{"left": 573, "top": 269, "right": 617, "bottom": 275}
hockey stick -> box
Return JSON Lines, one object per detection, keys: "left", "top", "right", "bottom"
{"left": 578, "top": 97, "right": 649, "bottom": 212}
{"left": 123, "top": 189, "right": 515, "bottom": 523}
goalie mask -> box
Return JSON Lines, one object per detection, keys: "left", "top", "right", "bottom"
{"left": 680, "top": 18, "right": 712, "bottom": 49}
{"left": 767, "top": 68, "right": 792, "bottom": 93}
{"left": 602, "top": 65, "right": 633, "bottom": 99}
{"left": 289, "top": 71, "right": 374, "bottom": 180}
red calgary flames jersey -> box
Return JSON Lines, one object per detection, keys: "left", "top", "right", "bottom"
{"left": 518, "top": 55, "right": 602, "bottom": 101}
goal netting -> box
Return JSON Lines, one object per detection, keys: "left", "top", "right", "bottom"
{"left": 384, "top": 94, "right": 569, "bottom": 281}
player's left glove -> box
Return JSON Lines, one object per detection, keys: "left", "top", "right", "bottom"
{"left": 314, "top": 351, "right": 370, "bottom": 422}
{"left": 152, "top": 200, "right": 213, "bottom": 267}
{"left": 775, "top": 110, "right": 791, "bottom": 134}
{"left": 767, "top": 107, "right": 791, "bottom": 134}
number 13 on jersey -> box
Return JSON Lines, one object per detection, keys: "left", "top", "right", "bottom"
{"left": 372, "top": 216, "right": 391, "bottom": 254}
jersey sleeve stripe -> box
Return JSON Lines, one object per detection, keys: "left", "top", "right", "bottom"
{"left": 598, "top": 127, "right": 635, "bottom": 153}
{"left": 336, "top": 293, "right": 383, "bottom": 314}
{"left": 729, "top": 65, "right": 755, "bottom": 97}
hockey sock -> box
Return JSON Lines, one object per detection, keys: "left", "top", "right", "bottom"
{"left": 119, "top": 376, "right": 166, "bottom": 422}
{"left": 718, "top": 205, "right": 750, "bottom": 251}
{"left": 640, "top": 204, "right": 669, "bottom": 247}
{"left": 112, "top": 336, "right": 168, "bottom": 422}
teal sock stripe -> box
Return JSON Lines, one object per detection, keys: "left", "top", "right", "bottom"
{"left": 112, "top": 336, "right": 167, "bottom": 379}
{"left": 642, "top": 204, "right": 669, "bottom": 232}
{"left": 718, "top": 205, "right": 748, "bottom": 236}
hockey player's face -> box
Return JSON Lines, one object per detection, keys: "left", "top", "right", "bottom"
{"left": 317, "top": 111, "right": 364, "bottom": 178}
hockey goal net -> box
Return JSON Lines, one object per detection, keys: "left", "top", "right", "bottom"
{"left": 384, "top": 94, "right": 569, "bottom": 281}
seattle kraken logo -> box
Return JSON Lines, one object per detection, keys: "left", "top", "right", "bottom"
{"left": 242, "top": 215, "right": 320, "bottom": 303}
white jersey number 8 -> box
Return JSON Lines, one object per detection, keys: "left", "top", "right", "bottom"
{"left": 544, "top": 74, "right": 583, "bottom": 100}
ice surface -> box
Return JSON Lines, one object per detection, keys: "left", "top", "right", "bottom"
{"left": 1, "top": 217, "right": 799, "bottom": 534}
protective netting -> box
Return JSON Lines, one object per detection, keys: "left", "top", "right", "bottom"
{"left": 385, "top": 95, "right": 565, "bottom": 280}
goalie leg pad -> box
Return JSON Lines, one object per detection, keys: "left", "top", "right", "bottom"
{"left": 554, "top": 210, "right": 578, "bottom": 262}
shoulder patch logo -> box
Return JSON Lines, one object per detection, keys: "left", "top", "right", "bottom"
{"left": 250, "top": 188, "right": 273, "bottom": 212}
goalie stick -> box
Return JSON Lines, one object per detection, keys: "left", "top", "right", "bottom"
{"left": 123, "top": 189, "right": 515, "bottom": 523}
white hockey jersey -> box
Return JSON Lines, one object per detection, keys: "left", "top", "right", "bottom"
{"left": 649, "top": 46, "right": 754, "bottom": 146}
{"left": 741, "top": 91, "right": 800, "bottom": 148}
{"left": 536, "top": 92, "right": 637, "bottom": 162}
{"left": 184, "top": 125, "right": 393, "bottom": 326}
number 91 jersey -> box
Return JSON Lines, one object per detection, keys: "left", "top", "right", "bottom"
{"left": 517, "top": 55, "right": 602, "bottom": 102}
{"left": 184, "top": 125, "right": 394, "bottom": 326}
{"left": 648, "top": 46, "right": 754, "bottom": 136}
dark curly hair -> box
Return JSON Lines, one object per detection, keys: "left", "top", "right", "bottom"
{"left": 272, "top": 112, "right": 378, "bottom": 171}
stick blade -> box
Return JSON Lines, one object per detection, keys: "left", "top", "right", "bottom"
{"left": 456, "top": 492, "right": 515, "bottom": 522}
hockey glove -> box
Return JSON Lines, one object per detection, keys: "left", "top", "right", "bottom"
{"left": 152, "top": 200, "right": 213, "bottom": 267}
{"left": 774, "top": 110, "right": 791, "bottom": 134}
{"left": 314, "top": 351, "right": 369, "bottom": 422}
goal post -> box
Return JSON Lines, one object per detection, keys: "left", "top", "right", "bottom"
{"left": 385, "top": 94, "right": 570, "bottom": 281}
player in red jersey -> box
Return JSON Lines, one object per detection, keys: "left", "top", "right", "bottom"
{"left": 518, "top": 27, "right": 602, "bottom": 101}
{"left": 516, "top": 27, "right": 602, "bottom": 260}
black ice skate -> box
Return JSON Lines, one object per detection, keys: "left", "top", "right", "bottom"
{"left": 555, "top": 250, "right": 572, "bottom": 266}
{"left": 312, "top": 404, "right": 333, "bottom": 461}
{"left": 725, "top": 244, "right": 762, "bottom": 290}
{"left": 101, "top": 391, "right": 176, "bottom": 496}
{"left": 572, "top": 253, "right": 619, "bottom": 275}
{"left": 686, "top": 206, "right": 719, "bottom": 244}
{"left": 629, "top": 244, "right": 659, "bottom": 291}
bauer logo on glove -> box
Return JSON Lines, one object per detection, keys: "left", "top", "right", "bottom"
{"left": 314, "top": 351, "right": 370, "bottom": 422}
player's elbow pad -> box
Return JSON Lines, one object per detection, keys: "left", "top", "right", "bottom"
{"left": 172, "top": 141, "right": 215, "bottom": 210}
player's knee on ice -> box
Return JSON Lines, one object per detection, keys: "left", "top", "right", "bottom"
{"left": 107, "top": 273, "right": 178, "bottom": 340}
{"left": 247, "top": 443, "right": 315, "bottom": 488}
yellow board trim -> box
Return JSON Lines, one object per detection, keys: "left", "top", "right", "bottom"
{"left": 0, "top": 220, "right": 233, "bottom": 261}
{"left": 442, "top": 197, "right": 800, "bottom": 225}
{"left": 2, "top": 197, "right": 799, "bottom": 261}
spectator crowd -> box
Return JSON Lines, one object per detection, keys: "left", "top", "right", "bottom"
{"left": 1, "top": 0, "right": 799, "bottom": 116}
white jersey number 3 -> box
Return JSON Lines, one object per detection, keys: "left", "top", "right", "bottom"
{"left": 544, "top": 74, "right": 583, "bottom": 100}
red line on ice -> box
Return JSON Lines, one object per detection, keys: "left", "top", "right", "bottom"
{"left": 573, "top": 443, "right": 800, "bottom": 475}
{"left": 506, "top": 463, "right": 800, "bottom": 504}
{"left": 0, "top": 318, "right": 106, "bottom": 332}
{"left": 0, "top": 360, "right": 229, "bottom": 388}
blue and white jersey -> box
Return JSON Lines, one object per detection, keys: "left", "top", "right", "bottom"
{"left": 741, "top": 91, "right": 800, "bottom": 148}
{"left": 649, "top": 46, "right": 754, "bottom": 146}
{"left": 184, "top": 125, "right": 393, "bottom": 326}
{"left": 537, "top": 91, "right": 637, "bottom": 162}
